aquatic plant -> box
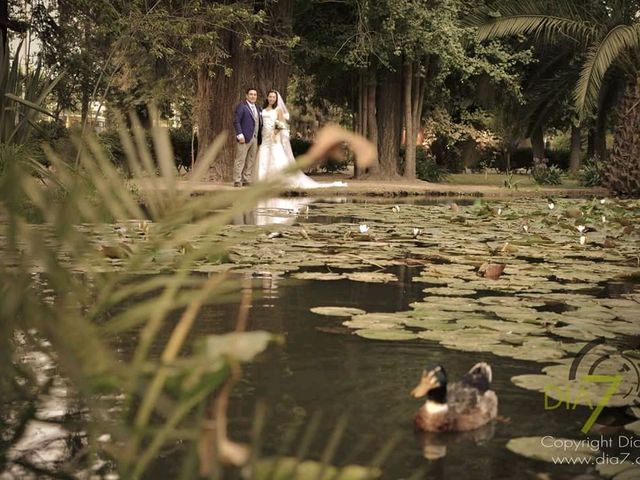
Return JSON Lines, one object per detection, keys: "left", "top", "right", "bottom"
{"left": 0, "top": 110, "right": 378, "bottom": 479}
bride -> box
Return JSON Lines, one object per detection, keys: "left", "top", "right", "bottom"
{"left": 256, "top": 90, "right": 347, "bottom": 188}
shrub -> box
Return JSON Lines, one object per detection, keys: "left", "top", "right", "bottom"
{"left": 289, "top": 137, "right": 312, "bottom": 157}
{"left": 531, "top": 157, "right": 563, "bottom": 185}
{"left": 399, "top": 145, "right": 448, "bottom": 182}
{"left": 32, "top": 120, "right": 69, "bottom": 141}
{"left": 97, "top": 130, "right": 127, "bottom": 168}
{"left": 579, "top": 155, "right": 604, "bottom": 187}
{"left": 320, "top": 155, "right": 349, "bottom": 173}
{"left": 291, "top": 137, "right": 348, "bottom": 173}
{"left": 547, "top": 149, "right": 570, "bottom": 170}
{"left": 170, "top": 128, "right": 196, "bottom": 171}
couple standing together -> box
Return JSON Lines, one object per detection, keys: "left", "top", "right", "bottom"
{"left": 232, "top": 88, "right": 346, "bottom": 189}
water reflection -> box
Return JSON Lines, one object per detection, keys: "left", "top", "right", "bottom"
{"left": 232, "top": 197, "right": 313, "bottom": 225}
{"left": 417, "top": 423, "right": 495, "bottom": 460}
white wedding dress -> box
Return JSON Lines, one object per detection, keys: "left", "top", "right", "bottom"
{"left": 256, "top": 106, "right": 347, "bottom": 189}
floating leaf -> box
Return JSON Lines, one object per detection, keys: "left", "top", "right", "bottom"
{"left": 253, "top": 458, "right": 381, "bottom": 480}
{"left": 506, "top": 437, "right": 596, "bottom": 463}
{"left": 292, "top": 272, "right": 345, "bottom": 281}
{"left": 310, "top": 306, "right": 367, "bottom": 317}
{"left": 205, "top": 331, "right": 277, "bottom": 363}
{"left": 345, "top": 272, "right": 397, "bottom": 283}
{"left": 354, "top": 329, "right": 418, "bottom": 341}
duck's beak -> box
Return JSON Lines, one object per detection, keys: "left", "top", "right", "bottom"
{"left": 411, "top": 370, "right": 439, "bottom": 398}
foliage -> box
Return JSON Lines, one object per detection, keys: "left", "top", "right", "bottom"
{"left": 503, "top": 173, "right": 521, "bottom": 190}
{"left": 579, "top": 155, "right": 605, "bottom": 187}
{"left": 290, "top": 137, "right": 312, "bottom": 158}
{"left": 170, "top": 127, "right": 197, "bottom": 172}
{"left": 0, "top": 114, "right": 275, "bottom": 478}
{"left": 0, "top": 39, "right": 61, "bottom": 146}
{"left": 401, "top": 145, "right": 449, "bottom": 182}
{"left": 474, "top": 0, "right": 640, "bottom": 119}
{"left": 530, "top": 157, "right": 563, "bottom": 185}
{"left": 0, "top": 107, "right": 379, "bottom": 477}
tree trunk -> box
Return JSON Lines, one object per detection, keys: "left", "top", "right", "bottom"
{"left": 376, "top": 67, "right": 402, "bottom": 179}
{"left": 196, "top": 27, "right": 255, "bottom": 181}
{"left": 254, "top": 0, "right": 294, "bottom": 99}
{"left": 354, "top": 70, "right": 367, "bottom": 179}
{"left": 531, "top": 126, "right": 545, "bottom": 159}
{"left": 569, "top": 124, "right": 582, "bottom": 173}
{"left": 80, "top": 88, "right": 90, "bottom": 125}
{"left": 0, "top": 0, "right": 7, "bottom": 47}
{"left": 196, "top": 0, "right": 293, "bottom": 181}
{"left": 595, "top": 120, "right": 607, "bottom": 162}
{"left": 604, "top": 75, "right": 640, "bottom": 195}
{"left": 365, "top": 65, "right": 379, "bottom": 174}
{"left": 403, "top": 61, "right": 415, "bottom": 179}
{"left": 587, "top": 128, "right": 595, "bottom": 158}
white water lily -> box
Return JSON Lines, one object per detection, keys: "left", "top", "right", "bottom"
{"left": 359, "top": 224, "right": 369, "bottom": 234}
{"left": 412, "top": 228, "right": 422, "bottom": 237}
{"left": 392, "top": 205, "right": 401, "bottom": 213}
{"left": 600, "top": 198, "right": 606, "bottom": 204}
{"left": 577, "top": 225, "right": 586, "bottom": 233}
{"left": 579, "top": 235, "right": 587, "bottom": 245}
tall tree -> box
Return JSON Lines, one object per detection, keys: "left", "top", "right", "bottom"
{"left": 197, "top": 0, "right": 297, "bottom": 181}
{"left": 296, "top": 0, "right": 533, "bottom": 180}
{"left": 476, "top": 0, "right": 640, "bottom": 194}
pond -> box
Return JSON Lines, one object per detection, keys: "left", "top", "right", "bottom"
{"left": 7, "top": 195, "right": 640, "bottom": 479}
{"left": 146, "top": 195, "right": 640, "bottom": 479}
{"left": 134, "top": 262, "right": 636, "bottom": 480}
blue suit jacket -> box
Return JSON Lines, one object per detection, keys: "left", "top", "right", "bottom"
{"left": 233, "top": 101, "right": 262, "bottom": 144}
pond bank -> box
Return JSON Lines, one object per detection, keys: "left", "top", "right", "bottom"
{"left": 151, "top": 177, "right": 608, "bottom": 199}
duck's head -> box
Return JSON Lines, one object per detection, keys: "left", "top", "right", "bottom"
{"left": 411, "top": 365, "right": 447, "bottom": 403}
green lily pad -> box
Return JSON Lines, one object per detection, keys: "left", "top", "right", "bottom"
{"left": 506, "top": 436, "right": 597, "bottom": 463}
{"left": 205, "top": 331, "right": 277, "bottom": 363}
{"left": 310, "top": 306, "right": 367, "bottom": 317}
{"left": 253, "top": 458, "right": 381, "bottom": 480}
{"left": 625, "top": 419, "right": 640, "bottom": 434}
{"left": 597, "top": 461, "right": 640, "bottom": 479}
{"left": 354, "top": 329, "right": 418, "bottom": 341}
{"left": 345, "top": 272, "right": 398, "bottom": 283}
{"left": 292, "top": 272, "right": 345, "bottom": 281}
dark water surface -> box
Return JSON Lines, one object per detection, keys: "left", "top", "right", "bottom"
{"left": 144, "top": 269, "right": 615, "bottom": 480}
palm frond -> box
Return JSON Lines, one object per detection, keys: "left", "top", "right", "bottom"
{"left": 476, "top": 14, "right": 593, "bottom": 45}
{"left": 574, "top": 23, "right": 640, "bottom": 118}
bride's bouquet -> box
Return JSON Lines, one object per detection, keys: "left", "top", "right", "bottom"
{"left": 274, "top": 119, "right": 287, "bottom": 131}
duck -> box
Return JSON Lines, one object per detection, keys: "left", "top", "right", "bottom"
{"left": 411, "top": 362, "right": 498, "bottom": 432}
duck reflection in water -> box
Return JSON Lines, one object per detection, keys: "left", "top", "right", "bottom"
{"left": 417, "top": 422, "right": 495, "bottom": 460}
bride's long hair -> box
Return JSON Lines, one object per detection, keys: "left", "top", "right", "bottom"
{"left": 263, "top": 90, "right": 278, "bottom": 109}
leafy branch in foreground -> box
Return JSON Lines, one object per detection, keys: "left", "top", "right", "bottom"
{"left": 0, "top": 108, "right": 378, "bottom": 479}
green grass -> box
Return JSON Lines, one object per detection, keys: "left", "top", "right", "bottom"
{"left": 447, "top": 173, "right": 583, "bottom": 188}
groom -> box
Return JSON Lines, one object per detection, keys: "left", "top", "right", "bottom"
{"left": 232, "top": 87, "right": 262, "bottom": 187}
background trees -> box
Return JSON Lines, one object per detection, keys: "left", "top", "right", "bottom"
{"left": 4, "top": 0, "right": 639, "bottom": 191}
{"left": 476, "top": 0, "right": 640, "bottom": 193}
